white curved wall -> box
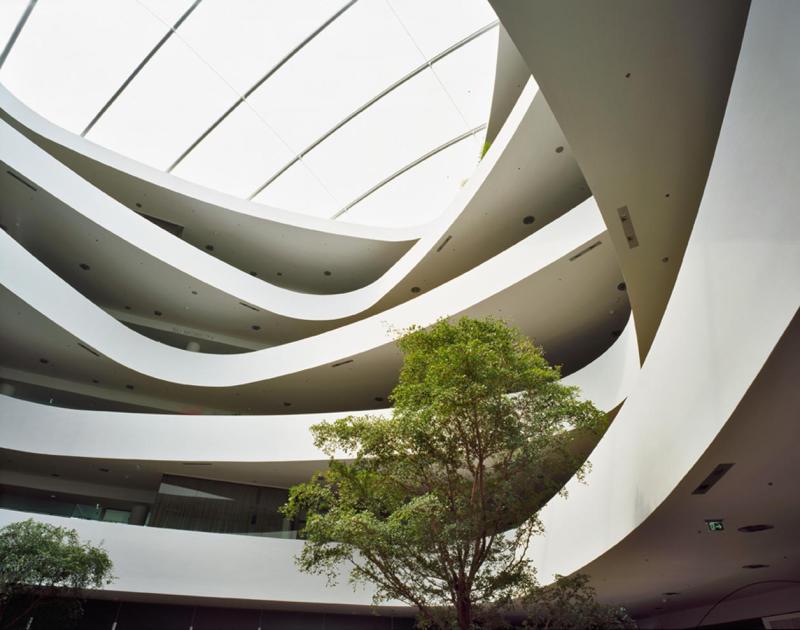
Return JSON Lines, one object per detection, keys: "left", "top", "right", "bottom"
{"left": 0, "top": 317, "right": 637, "bottom": 464}
{"left": 4, "top": 2, "right": 796, "bottom": 620}
{"left": 0, "top": 509, "right": 395, "bottom": 609}
{"left": 0, "top": 85, "right": 419, "bottom": 244}
{"left": 0, "top": 197, "right": 605, "bottom": 387}
{"left": 525, "top": 0, "right": 800, "bottom": 584}
{"left": 2, "top": 80, "right": 567, "bottom": 324}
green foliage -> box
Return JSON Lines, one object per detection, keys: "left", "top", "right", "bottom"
{"left": 518, "top": 574, "right": 637, "bottom": 629}
{"left": 0, "top": 519, "right": 113, "bottom": 629}
{"left": 283, "top": 318, "right": 606, "bottom": 629}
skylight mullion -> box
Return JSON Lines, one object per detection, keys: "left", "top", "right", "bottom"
{"left": 247, "top": 21, "right": 498, "bottom": 201}
{"left": 0, "top": 0, "right": 37, "bottom": 70}
{"left": 331, "top": 123, "right": 486, "bottom": 220}
{"left": 165, "top": 0, "right": 358, "bottom": 173}
{"left": 80, "top": 0, "right": 203, "bottom": 137}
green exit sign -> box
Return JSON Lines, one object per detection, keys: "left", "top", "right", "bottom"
{"left": 706, "top": 519, "right": 725, "bottom": 532}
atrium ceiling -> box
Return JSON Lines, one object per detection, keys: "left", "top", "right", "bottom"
{"left": 0, "top": 0, "right": 499, "bottom": 228}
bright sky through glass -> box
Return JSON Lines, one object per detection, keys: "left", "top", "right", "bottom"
{"left": 0, "top": 0, "right": 499, "bottom": 228}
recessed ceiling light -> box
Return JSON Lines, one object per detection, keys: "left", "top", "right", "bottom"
{"left": 611, "top": 330, "right": 622, "bottom": 338}
{"left": 324, "top": 270, "right": 332, "bottom": 276}
{"left": 742, "top": 564, "right": 770, "bottom": 569}
{"left": 249, "top": 271, "right": 258, "bottom": 276}
{"left": 251, "top": 325, "right": 261, "bottom": 331}
{"left": 665, "top": 193, "right": 671, "bottom": 198}
{"left": 738, "top": 524, "right": 774, "bottom": 533}
{"left": 374, "top": 397, "right": 384, "bottom": 402}
{"left": 663, "top": 592, "right": 681, "bottom": 596}
{"left": 79, "top": 263, "right": 90, "bottom": 270}
{"left": 39, "top": 358, "right": 49, "bottom": 364}
{"left": 283, "top": 402, "right": 292, "bottom": 407}
{"left": 411, "top": 286, "right": 421, "bottom": 293}
{"left": 555, "top": 146, "right": 564, "bottom": 153}
{"left": 125, "top": 384, "right": 134, "bottom": 390}
{"left": 662, "top": 257, "right": 670, "bottom": 263}
{"left": 99, "top": 468, "right": 110, "bottom": 473}
{"left": 154, "top": 310, "right": 162, "bottom": 316}
{"left": 205, "top": 244, "right": 214, "bottom": 251}
{"left": 625, "top": 72, "right": 631, "bottom": 78}
{"left": 191, "top": 290, "right": 198, "bottom": 295}
{"left": 91, "top": 379, "right": 99, "bottom": 384}
{"left": 135, "top": 202, "right": 142, "bottom": 208}
{"left": 617, "top": 282, "right": 626, "bottom": 291}
{"left": 523, "top": 215, "right": 535, "bottom": 225}
{"left": 51, "top": 473, "right": 60, "bottom": 477}
{"left": 124, "top": 305, "right": 132, "bottom": 310}
{"left": 276, "top": 272, "right": 283, "bottom": 277}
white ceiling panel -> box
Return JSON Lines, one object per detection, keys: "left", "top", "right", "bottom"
{"left": 137, "top": 0, "right": 200, "bottom": 26}
{"left": 171, "top": 0, "right": 338, "bottom": 95}
{"left": 171, "top": 104, "right": 294, "bottom": 198}
{"left": 252, "top": 160, "right": 338, "bottom": 218}
{"left": 385, "top": 0, "right": 496, "bottom": 59}
{"left": 300, "top": 69, "right": 465, "bottom": 207}
{"left": 85, "top": 33, "right": 235, "bottom": 170}
{"left": 0, "top": 0, "right": 29, "bottom": 55}
{"left": 0, "top": 0, "right": 170, "bottom": 133}
{"left": 1, "top": 0, "right": 498, "bottom": 223}
{"left": 432, "top": 27, "right": 498, "bottom": 128}
{"left": 340, "top": 133, "right": 483, "bottom": 228}
{"left": 246, "top": 0, "right": 421, "bottom": 154}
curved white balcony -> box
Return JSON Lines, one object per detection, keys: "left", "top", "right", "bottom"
{"left": 1, "top": 198, "right": 625, "bottom": 415}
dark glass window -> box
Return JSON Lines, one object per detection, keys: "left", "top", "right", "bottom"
{"left": 148, "top": 474, "right": 291, "bottom": 536}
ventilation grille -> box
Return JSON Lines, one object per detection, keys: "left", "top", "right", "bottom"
{"left": 77, "top": 342, "right": 100, "bottom": 357}
{"left": 138, "top": 212, "right": 184, "bottom": 237}
{"left": 764, "top": 612, "right": 800, "bottom": 629}
{"left": 569, "top": 241, "right": 602, "bottom": 261}
{"left": 436, "top": 235, "right": 452, "bottom": 252}
{"left": 692, "top": 463, "right": 734, "bottom": 495}
{"left": 617, "top": 206, "right": 639, "bottom": 248}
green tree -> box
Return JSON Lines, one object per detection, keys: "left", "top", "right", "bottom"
{"left": 283, "top": 318, "right": 608, "bottom": 629}
{"left": 0, "top": 519, "right": 113, "bottom": 629}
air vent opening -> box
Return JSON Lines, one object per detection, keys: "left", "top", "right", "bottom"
{"left": 569, "top": 241, "right": 602, "bottom": 262}
{"left": 692, "top": 463, "right": 734, "bottom": 495}
{"left": 138, "top": 212, "right": 184, "bottom": 238}
{"left": 617, "top": 206, "right": 639, "bottom": 248}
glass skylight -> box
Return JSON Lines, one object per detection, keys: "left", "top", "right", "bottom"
{"left": 85, "top": 32, "right": 236, "bottom": 170}
{"left": 341, "top": 136, "right": 483, "bottom": 228}
{"left": 0, "top": 0, "right": 499, "bottom": 227}
{"left": 0, "top": 0, "right": 180, "bottom": 133}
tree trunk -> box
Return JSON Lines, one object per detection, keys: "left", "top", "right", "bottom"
{"left": 455, "top": 588, "right": 472, "bottom": 630}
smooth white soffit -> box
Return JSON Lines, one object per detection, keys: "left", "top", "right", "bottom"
{"left": 0, "top": 0, "right": 498, "bottom": 229}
